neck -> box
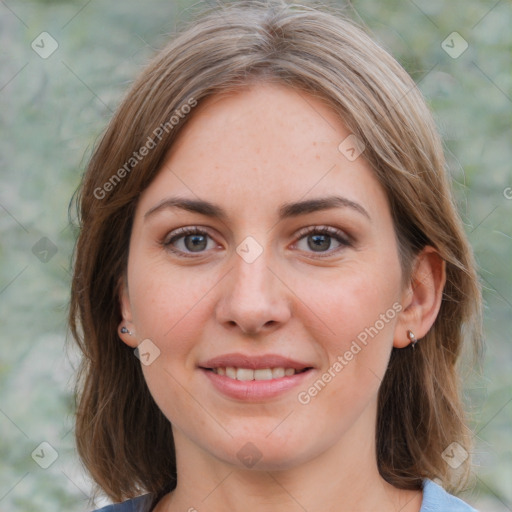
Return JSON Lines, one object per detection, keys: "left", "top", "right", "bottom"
{"left": 157, "top": 404, "right": 422, "bottom": 512}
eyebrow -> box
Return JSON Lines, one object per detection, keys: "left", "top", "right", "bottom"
{"left": 144, "top": 195, "right": 371, "bottom": 222}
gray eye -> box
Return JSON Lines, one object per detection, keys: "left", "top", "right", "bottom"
{"left": 183, "top": 234, "right": 208, "bottom": 252}
{"left": 295, "top": 231, "right": 344, "bottom": 253}
{"left": 165, "top": 228, "right": 216, "bottom": 254}
{"left": 307, "top": 233, "right": 333, "bottom": 252}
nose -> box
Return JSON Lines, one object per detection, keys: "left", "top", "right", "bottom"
{"left": 215, "top": 245, "right": 292, "bottom": 335}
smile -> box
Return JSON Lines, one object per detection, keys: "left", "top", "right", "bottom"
{"left": 209, "top": 367, "right": 307, "bottom": 380}
{"left": 199, "top": 354, "right": 315, "bottom": 400}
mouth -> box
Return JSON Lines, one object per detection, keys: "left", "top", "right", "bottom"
{"left": 205, "top": 366, "right": 311, "bottom": 381}
{"left": 198, "top": 353, "right": 315, "bottom": 400}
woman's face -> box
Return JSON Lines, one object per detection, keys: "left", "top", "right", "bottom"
{"left": 120, "top": 82, "right": 409, "bottom": 471}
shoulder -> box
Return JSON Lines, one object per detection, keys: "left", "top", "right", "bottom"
{"left": 420, "top": 480, "right": 478, "bottom": 512}
{"left": 92, "top": 494, "right": 154, "bottom": 512}
{"left": 91, "top": 481, "right": 478, "bottom": 511}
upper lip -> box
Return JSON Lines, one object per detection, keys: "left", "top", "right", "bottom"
{"left": 199, "top": 353, "right": 314, "bottom": 370}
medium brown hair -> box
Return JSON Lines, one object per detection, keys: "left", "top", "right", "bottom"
{"left": 69, "top": 0, "right": 482, "bottom": 505}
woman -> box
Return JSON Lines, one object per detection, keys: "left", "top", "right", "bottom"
{"left": 69, "top": 1, "right": 482, "bottom": 511}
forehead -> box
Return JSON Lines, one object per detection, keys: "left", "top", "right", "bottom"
{"left": 137, "top": 82, "right": 389, "bottom": 222}
{"left": 168, "top": 81, "right": 346, "bottom": 165}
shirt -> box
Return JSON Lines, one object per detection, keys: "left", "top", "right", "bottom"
{"left": 92, "top": 479, "right": 478, "bottom": 511}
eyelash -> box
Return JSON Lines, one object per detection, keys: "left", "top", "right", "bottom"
{"left": 162, "top": 225, "right": 352, "bottom": 259}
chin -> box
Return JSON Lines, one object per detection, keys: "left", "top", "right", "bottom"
{"left": 210, "top": 431, "right": 317, "bottom": 472}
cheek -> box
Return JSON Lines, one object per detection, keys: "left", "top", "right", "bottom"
{"left": 128, "top": 259, "right": 215, "bottom": 342}
{"left": 295, "top": 262, "right": 400, "bottom": 340}
{"left": 128, "top": 263, "right": 220, "bottom": 413}
{"left": 291, "top": 276, "right": 399, "bottom": 435}
{"left": 130, "top": 267, "right": 212, "bottom": 428}
{"left": 290, "top": 260, "right": 402, "bottom": 399}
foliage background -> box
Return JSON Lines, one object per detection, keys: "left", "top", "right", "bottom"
{"left": 1, "top": 0, "right": 511, "bottom": 510}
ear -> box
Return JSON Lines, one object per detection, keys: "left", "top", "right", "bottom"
{"left": 394, "top": 246, "right": 446, "bottom": 348}
{"left": 118, "top": 276, "right": 138, "bottom": 348}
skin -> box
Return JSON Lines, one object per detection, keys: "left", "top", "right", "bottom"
{"left": 119, "top": 82, "right": 445, "bottom": 512}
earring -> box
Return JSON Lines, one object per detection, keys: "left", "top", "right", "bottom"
{"left": 407, "top": 330, "right": 417, "bottom": 348}
{"left": 120, "top": 326, "right": 132, "bottom": 335}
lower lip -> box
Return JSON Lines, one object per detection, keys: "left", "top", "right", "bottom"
{"left": 201, "top": 368, "right": 313, "bottom": 401}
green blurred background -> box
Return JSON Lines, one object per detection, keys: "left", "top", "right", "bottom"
{"left": 1, "top": 0, "right": 510, "bottom": 510}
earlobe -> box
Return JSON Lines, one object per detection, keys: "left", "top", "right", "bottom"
{"left": 394, "top": 246, "right": 446, "bottom": 349}
{"left": 118, "top": 324, "right": 137, "bottom": 347}
{"left": 118, "top": 277, "right": 137, "bottom": 348}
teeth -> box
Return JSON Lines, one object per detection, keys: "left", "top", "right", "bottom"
{"left": 254, "top": 369, "right": 273, "bottom": 380}
{"left": 236, "top": 368, "right": 254, "bottom": 381}
{"left": 272, "top": 367, "right": 285, "bottom": 378}
{"left": 212, "top": 367, "right": 300, "bottom": 381}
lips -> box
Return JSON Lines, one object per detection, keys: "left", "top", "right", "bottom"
{"left": 199, "top": 353, "right": 314, "bottom": 400}
{"left": 200, "top": 353, "right": 313, "bottom": 371}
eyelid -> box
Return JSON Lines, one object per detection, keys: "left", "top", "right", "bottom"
{"left": 162, "top": 226, "right": 212, "bottom": 244}
{"left": 294, "top": 225, "right": 352, "bottom": 244}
